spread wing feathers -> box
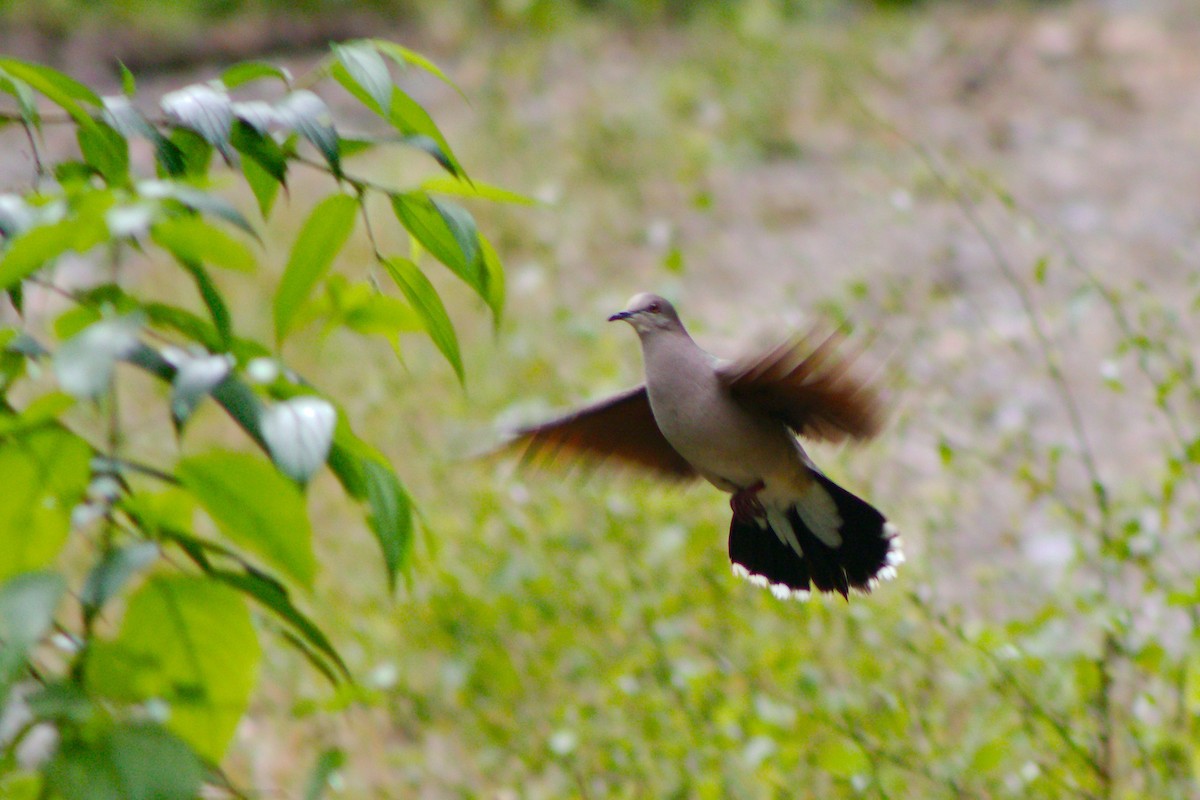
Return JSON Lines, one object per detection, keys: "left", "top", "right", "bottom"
{"left": 507, "top": 385, "right": 698, "bottom": 480}
{"left": 718, "top": 329, "right": 883, "bottom": 443}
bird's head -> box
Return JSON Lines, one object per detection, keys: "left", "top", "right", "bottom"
{"left": 608, "top": 292, "right": 683, "bottom": 336}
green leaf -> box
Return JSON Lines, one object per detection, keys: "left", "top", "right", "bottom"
{"left": 152, "top": 214, "right": 257, "bottom": 273}
{"left": 26, "top": 681, "right": 93, "bottom": 724}
{"left": 177, "top": 451, "right": 316, "bottom": 586}
{"left": 318, "top": 276, "right": 421, "bottom": 337}
{"left": 336, "top": 136, "right": 379, "bottom": 159}
{"left": 230, "top": 119, "right": 287, "bottom": 181}
{"left": 241, "top": 151, "right": 282, "bottom": 219}
{"left": 137, "top": 180, "right": 255, "bottom": 237}
{"left": 163, "top": 128, "right": 211, "bottom": 177}
{"left": 43, "top": 723, "right": 204, "bottom": 800}
{"left": 221, "top": 61, "right": 291, "bottom": 89}
{"left": 0, "top": 570, "right": 65, "bottom": 695}
{"left": 42, "top": 737, "right": 124, "bottom": 800}
{"left": 0, "top": 72, "right": 41, "bottom": 129}
{"left": 0, "top": 216, "right": 107, "bottom": 291}
{"left": 370, "top": 39, "right": 463, "bottom": 95}
{"left": 382, "top": 256, "right": 463, "bottom": 382}
{"left": 0, "top": 429, "right": 92, "bottom": 581}
{"left": 160, "top": 84, "right": 234, "bottom": 160}
{"left": 390, "top": 192, "right": 482, "bottom": 290}
{"left": 324, "top": 417, "right": 412, "bottom": 589}
{"left": 118, "top": 61, "right": 136, "bottom": 96}
{"left": 386, "top": 89, "right": 464, "bottom": 177}
{"left": 77, "top": 120, "right": 130, "bottom": 186}
{"left": 211, "top": 568, "right": 349, "bottom": 683}
{"left": 421, "top": 176, "right": 537, "bottom": 205}
{"left": 230, "top": 120, "right": 287, "bottom": 218}
{"left": 101, "top": 95, "right": 158, "bottom": 141}
{"left": 276, "top": 90, "right": 340, "bottom": 175}
{"left": 333, "top": 42, "right": 392, "bottom": 113}
{"left": 0, "top": 391, "right": 75, "bottom": 438}
{"left": 478, "top": 233, "right": 505, "bottom": 325}
{"left": 274, "top": 193, "right": 358, "bottom": 343}
{"left": 0, "top": 59, "right": 101, "bottom": 126}
{"left": 362, "top": 458, "right": 413, "bottom": 591}
{"left": 85, "top": 576, "right": 260, "bottom": 763}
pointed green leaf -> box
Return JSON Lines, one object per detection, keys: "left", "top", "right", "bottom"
{"left": 478, "top": 233, "right": 505, "bottom": 325}
{"left": 387, "top": 89, "right": 464, "bottom": 177}
{"left": 318, "top": 276, "right": 421, "bottom": 337}
{"left": 362, "top": 457, "right": 412, "bottom": 590}
{"left": 210, "top": 568, "right": 349, "bottom": 683}
{"left": 276, "top": 90, "right": 340, "bottom": 175}
{"left": 230, "top": 119, "right": 287, "bottom": 182}
{"left": 152, "top": 215, "right": 257, "bottom": 273}
{"left": 85, "top": 576, "right": 260, "bottom": 763}
{"left": 230, "top": 120, "right": 287, "bottom": 216}
{"left": 179, "top": 260, "right": 232, "bottom": 347}
{"left": 0, "top": 59, "right": 100, "bottom": 126}
{"left": 177, "top": 451, "right": 316, "bottom": 586}
{"left": 102, "top": 95, "right": 156, "bottom": 142}
{"left": 382, "top": 256, "right": 463, "bottom": 382}
{"left": 273, "top": 193, "right": 357, "bottom": 343}
{"left": 0, "top": 392, "right": 75, "bottom": 438}
{"left": 118, "top": 61, "right": 136, "bottom": 96}
{"left": 77, "top": 120, "right": 130, "bottom": 186}
{"left": 390, "top": 193, "right": 483, "bottom": 292}
{"left": 328, "top": 61, "right": 381, "bottom": 119}
{"left": 137, "top": 181, "right": 255, "bottom": 237}
{"left": 221, "top": 61, "right": 291, "bottom": 89}
{"left": 332, "top": 42, "right": 392, "bottom": 113}
{"left": 0, "top": 220, "right": 77, "bottom": 289}
{"left": 241, "top": 151, "right": 282, "bottom": 219}
{"left": 421, "top": 176, "right": 537, "bottom": 205}
{"left": 160, "top": 84, "right": 234, "bottom": 161}
{"left": 163, "top": 128, "right": 211, "bottom": 177}
{"left": 370, "top": 40, "right": 463, "bottom": 95}
{"left": 0, "top": 72, "right": 41, "bottom": 129}
{"left": 0, "top": 215, "right": 108, "bottom": 290}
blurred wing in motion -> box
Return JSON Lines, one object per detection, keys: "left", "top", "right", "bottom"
{"left": 719, "top": 329, "right": 884, "bottom": 443}
{"left": 508, "top": 385, "right": 698, "bottom": 480}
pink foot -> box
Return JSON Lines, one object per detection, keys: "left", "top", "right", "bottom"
{"left": 730, "top": 481, "right": 766, "bottom": 520}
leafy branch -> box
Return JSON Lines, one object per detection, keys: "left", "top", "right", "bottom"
{"left": 0, "top": 40, "right": 519, "bottom": 799}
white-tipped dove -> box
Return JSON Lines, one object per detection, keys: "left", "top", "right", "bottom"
{"left": 511, "top": 292, "right": 902, "bottom": 600}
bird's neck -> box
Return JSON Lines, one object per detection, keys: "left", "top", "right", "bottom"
{"left": 638, "top": 327, "right": 707, "bottom": 389}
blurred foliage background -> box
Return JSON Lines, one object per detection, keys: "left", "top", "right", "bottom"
{"left": 2, "top": 0, "right": 1199, "bottom": 798}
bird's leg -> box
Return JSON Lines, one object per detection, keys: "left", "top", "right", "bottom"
{"left": 730, "top": 480, "right": 766, "bottom": 520}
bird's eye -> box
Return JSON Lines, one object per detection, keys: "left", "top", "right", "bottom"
{"left": 648, "top": 302, "right": 661, "bottom": 313}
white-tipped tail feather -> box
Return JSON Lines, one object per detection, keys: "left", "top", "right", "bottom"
{"left": 728, "top": 473, "right": 901, "bottom": 600}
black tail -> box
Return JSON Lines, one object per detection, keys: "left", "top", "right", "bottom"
{"left": 728, "top": 471, "right": 901, "bottom": 600}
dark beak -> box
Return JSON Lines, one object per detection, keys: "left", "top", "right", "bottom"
{"left": 607, "top": 311, "right": 633, "bottom": 322}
